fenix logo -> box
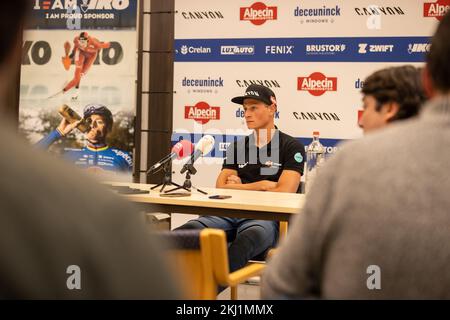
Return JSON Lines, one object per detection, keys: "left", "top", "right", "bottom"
{"left": 221, "top": 46, "right": 255, "bottom": 55}
{"left": 265, "top": 45, "right": 294, "bottom": 54}
{"left": 33, "top": 0, "right": 130, "bottom": 11}
{"left": 358, "top": 43, "right": 394, "bottom": 54}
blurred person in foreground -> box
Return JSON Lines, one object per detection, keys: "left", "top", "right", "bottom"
{"left": 359, "top": 65, "right": 427, "bottom": 134}
{"left": 0, "top": 1, "right": 178, "bottom": 299}
{"left": 262, "top": 11, "right": 450, "bottom": 299}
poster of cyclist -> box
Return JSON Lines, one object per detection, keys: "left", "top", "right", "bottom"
{"left": 19, "top": 0, "right": 138, "bottom": 180}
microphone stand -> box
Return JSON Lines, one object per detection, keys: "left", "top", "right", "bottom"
{"left": 165, "top": 163, "right": 207, "bottom": 195}
{"left": 148, "top": 161, "right": 184, "bottom": 193}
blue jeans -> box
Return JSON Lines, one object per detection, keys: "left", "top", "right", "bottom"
{"left": 175, "top": 216, "right": 279, "bottom": 272}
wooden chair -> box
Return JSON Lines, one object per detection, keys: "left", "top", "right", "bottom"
{"left": 229, "top": 220, "right": 288, "bottom": 299}
{"left": 160, "top": 229, "right": 265, "bottom": 300}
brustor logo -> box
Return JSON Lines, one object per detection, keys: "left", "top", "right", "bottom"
{"left": 240, "top": 2, "right": 277, "bottom": 26}
{"left": 297, "top": 72, "right": 337, "bottom": 96}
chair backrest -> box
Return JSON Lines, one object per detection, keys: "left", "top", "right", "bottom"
{"left": 159, "top": 229, "right": 229, "bottom": 299}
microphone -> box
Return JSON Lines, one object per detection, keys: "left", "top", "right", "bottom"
{"left": 147, "top": 140, "right": 194, "bottom": 174}
{"left": 180, "top": 135, "right": 215, "bottom": 174}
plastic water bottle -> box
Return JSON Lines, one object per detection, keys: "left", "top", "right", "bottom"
{"left": 305, "top": 131, "right": 325, "bottom": 194}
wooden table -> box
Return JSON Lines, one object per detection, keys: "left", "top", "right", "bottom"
{"left": 106, "top": 182, "right": 305, "bottom": 222}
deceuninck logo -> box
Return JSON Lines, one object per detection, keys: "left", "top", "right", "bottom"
{"left": 240, "top": 2, "right": 277, "bottom": 25}
{"left": 185, "top": 101, "right": 220, "bottom": 125}
{"left": 423, "top": 0, "right": 450, "bottom": 21}
{"left": 297, "top": 72, "right": 337, "bottom": 96}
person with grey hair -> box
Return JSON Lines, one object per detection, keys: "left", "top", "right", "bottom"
{"left": 262, "top": 11, "right": 450, "bottom": 299}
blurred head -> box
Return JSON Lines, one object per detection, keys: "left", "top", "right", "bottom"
{"left": 83, "top": 104, "right": 113, "bottom": 145}
{"left": 231, "top": 84, "right": 277, "bottom": 130}
{"left": 0, "top": 0, "right": 28, "bottom": 113}
{"left": 424, "top": 10, "right": 450, "bottom": 97}
{"left": 359, "top": 66, "right": 426, "bottom": 134}
{"left": 79, "top": 32, "right": 89, "bottom": 49}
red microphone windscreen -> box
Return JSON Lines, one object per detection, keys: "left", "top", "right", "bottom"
{"left": 171, "top": 140, "right": 194, "bottom": 159}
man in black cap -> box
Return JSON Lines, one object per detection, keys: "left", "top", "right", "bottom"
{"left": 176, "top": 84, "right": 305, "bottom": 279}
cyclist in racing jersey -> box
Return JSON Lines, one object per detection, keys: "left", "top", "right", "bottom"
{"left": 37, "top": 104, "right": 132, "bottom": 173}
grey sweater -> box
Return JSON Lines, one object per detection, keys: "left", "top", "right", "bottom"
{"left": 261, "top": 96, "right": 450, "bottom": 299}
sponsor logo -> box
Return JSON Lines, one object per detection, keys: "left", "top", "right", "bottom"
{"left": 294, "top": 153, "right": 303, "bottom": 163}
{"left": 294, "top": 4, "right": 341, "bottom": 23}
{"left": 181, "top": 77, "right": 224, "bottom": 87}
{"left": 181, "top": 11, "right": 224, "bottom": 20}
{"left": 407, "top": 43, "right": 431, "bottom": 54}
{"left": 238, "top": 162, "right": 249, "bottom": 169}
{"left": 180, "top": 45, "right": 212, "bottom": 55}
{"left": 236, "top": 108, "right": 280, "bottom": 119}
{"left": 236, "top": 79, "right": 281, "bottom": 88}
{"left": 305, "top": 44, "right": 346, "bottom": 55}
{"left": 240, "top": 2, "right": 277, "bottom": 25}
{"left": 297, "top": 72, "right": 337, "bottom": 96}
{"left": 358, "top": 43, "right": 394, "bottom": 54}
{"left": 355, "top": 78, "right": 365, "bottom": 89}
{"left": 354, "top": 6, "right": 405, "bottom": 15}
{"left": 263, "top": 161, "right": 282, "bottom": 168}
{"left": 293, "top": 112, "right": 341, "bottom": 121}
{"left": 358, "top": 110, "right": 364, "bottom": 124}
{"left": 184, "top": 101, "right": 220, "bottom": 124}
{"left": 294, "top": 5, "right": 341, "bottom": 16}
{"left": 219, "top": 142, "right": 231, "bottom": 152}
{"left": 265, "top": 45, "right": 294, "bottom": 55}
{"left": 424, "top": 0, "right": 450, "bottom": 21}
{"left": 33, "top": 0, "right": 130, "bottom": 11}
{"left": 181, "top": 77, "right": 224, "bottom": 94}
{"left": 220, "top": 45, "right": 255, "bottom": 55}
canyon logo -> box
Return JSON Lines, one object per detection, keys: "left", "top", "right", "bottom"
{"left": 240, "top": 2, "right": 277, "bottom": 25}
{"left": 185, "top": 101, "right": 220, "bottom": 124}
{"left": 423, "top": 0, "right": 450, "bottom": 21}
{"left": 297, "top": 72, "right": 337, "bottom": 96}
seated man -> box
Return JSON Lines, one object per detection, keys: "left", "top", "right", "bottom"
{"left": 358, "top": 65, "right": 427, "bottom": 134}
{"left": 37, "top": 103, "right": 132, "bottom": 173}
{"left": 176, "top": 84, "right": 305, "bottom": 274}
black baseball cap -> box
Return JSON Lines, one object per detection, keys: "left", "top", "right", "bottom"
{"left": 231, "top": 84, "right": 276, "bottom": 106}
